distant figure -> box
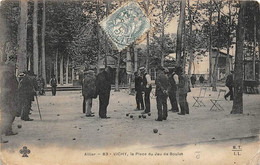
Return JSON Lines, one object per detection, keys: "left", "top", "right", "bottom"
{"left": 96, "top": 66, "right": 112, "bottom": 119}
{"left": 134, "top": 71, "right": 144, "bottom": 110}
{"left": 199, "top": 75, "right": 205, "bottom": 84}
{"left": 176, "top": 67, "right": 190, "bottom": 115}
{"left": 155, "top": 67, "right": 169, "bottom": 121}
{"left": 38, "top": 77, "right": 45, "bottom": 95}
{"left": 224, "top": 71, "right": 234, "bottom": 101}
{"left": 82, "top": 70, "right": 97, "bottom": 117}
{"left": 139, "top": 67, "right": 152, "bottom": 114}
{"left": 50, "top": 76, "right": 57, "bottom": 96}
{"left": 190, "top": 74, "right": 196, "bottom": 88}
{"left": 167, "top": 68, "right": 179, "bottom": 112}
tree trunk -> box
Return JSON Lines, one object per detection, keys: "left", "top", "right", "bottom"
{"left": 231, "top": 1, "right": 245, "bottom": 114}
{"left": 17, "top": 0, "right": 28, "bottom": 74}
{"left": 55, "top": 49, "right": 58, "bottom": 83}
{"left": 208, "top": 0, "right": 213, "bottom": 84}
{"left": 72, "top": 67, "right": 75, "bottom": 82}
{"left": 33, "top": 0, "right": 38, "bottom": 76}
{"left": 66, "top": 56, "right": 69, "bottom": 84}
{"left": 187, "top": 0, "right": 193, "bottom": 77}
{"left": 41, "top": 0, "right": 46, "bottom": 86}
{"left": 146, "top": 32, "right": 150, "bottom": 72}
{"left": 60, "top": 55, "right": 63, "bottom": 85}
{"left": 225, "top": 1, "right": 231, "bottom": 78}
{"left": 161, "top": 0, "right": 165, "bottom": 67}
{"left": 96, "top": 0, "right": 101, "bottom": 74}
{"left": 212, "top": 8, "right": 221, "bottom": 92}
{"left": 115, "top": 52, "right": 120, "bottom": 92}
{"left": 182, "top": 12, "right": 186, "bottom": 73}
{"left": 176, "top": 0, "right": 186, "bottom": 66}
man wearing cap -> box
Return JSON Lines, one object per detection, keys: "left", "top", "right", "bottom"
{"left": 50, "top": 76, "right": 57, "bottom": 96}
{"left": 82, "top": 70, "right": 97, "bottom": 117}
{"left": 134, "top": 71, "right": 144, "bottom": 110}
{"left": 139, "top": 67, "right": 152, "bottom": 114}
{"left": 18, "top": 71, "right": 34, "bottom": 121}
{"left": 167, "top": 68, "right": 179, "bottom": 112}
{"left": 96, "top": 66, "right": 112, "bottom": 119}
{"left": 155, "top": 67, "right": 169, "bottom": 121}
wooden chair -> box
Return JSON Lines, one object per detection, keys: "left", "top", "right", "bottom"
{"left": 210, "top": 89, "right": 227, "bottom": 111}
{"left": 192, "top": 87, "right": 207, "bottom": 107}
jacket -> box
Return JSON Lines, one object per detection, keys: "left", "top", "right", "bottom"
{"left": 82, "top": 71, "right": 97, "bottom": 98}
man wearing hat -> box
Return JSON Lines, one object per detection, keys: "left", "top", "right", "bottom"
{"left": 50, "top": 75, "right": 57, "bottom": 96}
{"left": 96, "top": 66, "right": 112, "bottom": 119}
{"left": 167, "top": 68, "right": 179, "bottom": 112}
{"left": 155, "top": 66, "right": 169, "bottom": 121}
{"left": 134, "top": 71, "right": 144, "bottom": 110}
{"left": 139, "top": 67, "right": 152, "bottom": 114}
{"left": 18, "top": 71, "right": 34, "bottom": 121}
{"left": 82, "top": 69, "right": 97, "bottom": 117}
{"left": 224, "top": 71, "right": 234, "bottom": 101}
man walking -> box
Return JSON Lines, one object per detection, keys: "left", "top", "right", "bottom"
{"left": 82, "top": 70, "right": 97, "bottom": 117}
{"left": 155, "top": 67, "right": 169, "bottom": 121}
{"left": 167, "top": 69, "right": 179, "bottom": 112}
{"left": 224, "top": 71, "right": 234, "bottom": 101}
{"left": 50, "top": 76, "right": 57, "bottom": 96}
{"left": 134, "top": 71, "right": 144, "bottom": 110}
{"left": 96, "top": 66, "right": 112, "bottom": 119}
{"left": 139, "top": 67, "right": 152, "bottom": 114}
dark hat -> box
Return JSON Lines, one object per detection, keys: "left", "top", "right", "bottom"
{"left": 139, "top": 66, "right": 146, "bottom": 72}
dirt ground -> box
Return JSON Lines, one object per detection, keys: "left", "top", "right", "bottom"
{"left": 1, "top": 87, "right": 260, "bottom": 165}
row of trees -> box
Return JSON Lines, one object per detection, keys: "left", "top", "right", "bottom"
{"left": 0, "top": 0, "right": 259, "bottom": 114}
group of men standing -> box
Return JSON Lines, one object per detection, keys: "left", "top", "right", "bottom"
{"left": 134, "top": 66, "right": 191, "bottom": 121}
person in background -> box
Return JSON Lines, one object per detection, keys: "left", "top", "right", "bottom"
{"left": 167, "top": 68, "right": 179, "bottom": 112}
{"left": 190, "top": 74, "right": 196, "bottom": 88}
{"left": 199, "top": 75, "right": 205, "bottom": 85}
{"left": 139, "top": 67, "right": 152, "bottom": 114}
{"left": 176, "top": 67, "right": 190, "bottom": 115}
{"left": 38, "top": 76, "right": 45, "bottom": 95}
{"left": 50, "top": 76, "right": 57, "bottom": 96}
{"left": 82, "top": 70, "right": 97, "bottom": 117}
{"left": 96, "top": 66, "right": 112, "bottom": 119}
{"left": 224, "top": 71, "right": 234, "bottom": 101}
{"left": 134, "top": 71, "right": 144, "bottom": 110}
{"left": 155, "top": 67, "right": 169, "bottom": 121}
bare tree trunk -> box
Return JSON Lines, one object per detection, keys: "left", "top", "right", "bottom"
{"left": 231, "top": 1, "right": 245, "bottom": 114}
{"left": 225, "top": 1, "right": 231, "bottom": 78}
{"left": 41, "top": 0, "right": 46, "bottom": 86}
{"left": 176, "top": 0, "right": 186, "bottom": 66}
{"left": 60, "top": 55, "right": 63, "bottom": 85}
{"left": 187, "top": 0, "right": 193, "bottom": 77}
{"left": 161, "top": 0, "right": 165, "bottom": 67}
{"left": 145, "top": 0, "right": 150, "bottom": 73}
{"left": 33, "top": 0, "right": 38, "bottom": 76}
{"left": 55, "top": 49, "right": 58, "bottom": 83}
{"left": 96, "top": 0, "right": 101, "bottom": 74}
{"left": 66, "top": 56, "right": 69, "bottom": 84}
{"left": 17, "top": 0, "right": 28, "bottom": 74}
{"left": 115, "top": 52, "right": 120, "bottom": 92}
{"left": 0, "top": 13, "right": 7, "bottom": 63}
{"left": 208, "top": 0, "right": 213, "bottom": 85}
{"left": 212, "top": 8, "right": 221, "bottom": 91}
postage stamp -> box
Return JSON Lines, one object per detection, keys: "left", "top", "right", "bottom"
{"left": 100, "top": 2, "right": 151, "bottom": 51}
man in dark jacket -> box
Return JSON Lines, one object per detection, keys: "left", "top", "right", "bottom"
{"left": 18, "top": 71, "right": 34, "bottom": 121}
{"left": 50, "top": 76, "right": 57, "bottom": 96}
{"left": 0, "top": 64, "right": 19, "bottom": 137}
{"left": 155, "top": 67, "right": 169, "bottom": 121}
{"left": 167, "top": 69, "right": 179, "bottom": 112}
{"left": 190, "top": 74, "right": 196, "bottom": 88}
{"left": 96, "top": 66, "right": 112, "bottom": 119}
{"left": 224, "top": 71, "right": 234, "bottom": 101}
{"left": 134, "top": 71, "right": 144, "bottom": 110}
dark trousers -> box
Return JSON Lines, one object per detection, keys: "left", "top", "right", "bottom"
{"left": 144, "top": 89, "right": 151, "bottom": 113}
{"left": 51, "top": 86, "right": 56, "bottom": 96}
{"left": 83, "top": 96, "right": 86, "bottom": 113}
{"left": 179, "top": 94, "right": 189, "bottom": 115}
{"left": 169, "top": 92, "right": 179, "bottom": 112}
{"left": 225, "top": 86, "right": 233, "bottom": 100}
{"left": 21, "top": 98, "right": 31, "bottom": 120}
{"left": 156, "top": 94, "right": 168, "bottom": 120}
{"left": 136, "top": 90, "right": 144, "bottom": 110}
{"left": 99, "top": 91, "right": 110, "bottom": 118}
